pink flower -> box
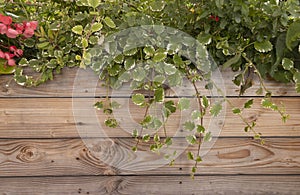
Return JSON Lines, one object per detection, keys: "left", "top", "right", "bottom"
{"left": 0, "top": 14, "right": 12, "bottom": 25}
{"left": 6, "top": 28, "right": 19, "bottom": 38}
{"left": 15, "top": 49, "right": 23, "bottom": 57}
{"left": 23, "top": 27, "right": 35, "bottom": 38}
{"left": 9, "top": 46, "right": 17, "bottom": 52}
{"left": 0, "top": 23, "right": 7, "bottom": 34}
{"left": 4, "top": 52, "right": 15, "bottom": 60}
{"left": 0, "top": 50, "right": 5, "bottom": 59}
{"left": 15, "top": 23, "right": 24, "bottom": 34}
{"left": 7, "top": 59, "right": 16, "bottom": 66}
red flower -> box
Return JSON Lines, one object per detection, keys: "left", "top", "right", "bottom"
{"left": 0, "top": 14, "right": 12, "bottom": 25}
{"left": 15, "top": 49, "right": 23, "bottom": 57}
{"left": 15, "top": 23, "right": 24, "bottom": 34}
{"left": 6, "top": 28, "right": 19, "bottom": 38}
{"left": 0, "top": 23, "right": 7, "bottom": 34}
{"left": 209, "top": 15, "right": 220, "bottom": 22}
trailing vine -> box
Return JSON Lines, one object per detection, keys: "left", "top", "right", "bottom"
{"left": 1, "top": 0, "right": 299, "bottom": 177}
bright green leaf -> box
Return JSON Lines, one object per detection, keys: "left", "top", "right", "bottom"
{"left": 203, "top": 132, "right": 212, "bottom": 142}
{"left": 282, "top": 58, "right": 294, "bottom": 70}
{"left": 286, "top": 20, "right": 300, "bottom": 51}
{"left": 153, "top": 52, "right": 167, "bottom": 62}
{"left": 149, "top": 1, "right": 165, "bottom": 12}
{"left": 132, "top": 93, "right": 145, "bottom": 106}
{"left": 254, "top": 40, "right": 273, "bottom": 53}
{"left": 196, "top": 125, "right": 205, "bottom": 133}
{"left": 244, "top": 99, "right": 254, "bottom": 109}
{"left": 187, "top": 151, "right": 194, "bottom": 160}
{"left": 232, "top": 108, "right": 241, "bottom": 114}
{"left": 186, "top": 135, "right": 197, "bottom": 145}
{"left": 154, "top": 87, "right": 164, "bottom": 102}
{"left": 72, "top": 25, "right": 83, "bottom": 35}
{"left": 210, "top": 102, "right": 222, "bottom": 117}
{"left": 88, "top": 0, "right": 100, "bottom": 9}
{"left": 104, "top": 17, "right": 116, "bottom": 28}
{"left": 91, "top": 22, "right": 103, "bottom": 32}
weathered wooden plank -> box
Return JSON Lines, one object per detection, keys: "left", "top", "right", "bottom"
{"left": 0, "top": 67, "right": 298, "bottom": 97}
{"left": 0, "top": 138, "right": 299, "bottom": 176}
{"left": 0, "top": 98, "right": 299, "bottom": 138}
{"left": 0, "top": 175, "right": 299, "bottom": 195}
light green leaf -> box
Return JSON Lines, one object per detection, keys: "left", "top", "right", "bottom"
{"left": 37, "top": 42, "right": 50, "bottom": 49}
{"left": 88, "top": 0, "right": 100, "bottom": 9}
{"left": 178, "top": 98, "right": 190, "bottom": 111}
{"left": 94, "top": 101, "right": 104, "bottom": 110}
{"left": 187, "top": 151, "right": 194, "bottom": 160}
{"left": 110, "top": 101, "right": 121, "bottom": 109}
{"left": 286, "top": 20, "right": 300, "bottom": 51}
{"left": 18, "top": 58, "right": 28, "bottom": 67}
{"left": 150, "top": 117, "right": 163, "bottom": 130}
{"left": 196, "top": 125, "right": 205, "bottom": 133}
{"left": 72, "top": 25, "right": 83, "bottom": 35}
{"left": 153, "top": 52, "right": 167, "bottom": 62}
{"left": 201, "top": 96, "right": 209, "bottom": 108}
{"left": 183, "top": 121, "right": 195, "bottom": 131}
{"left": 114, "top": 54, "right": 124, "bottom": 64}
{"left": 149, "top": 1, "right": 165, "bottom": 12}
{"left": 282, "top": 58, "right": 294, "bottom": 70}
{"left": 191, "top": 110, "right": 201, "bottom": 120}
{"left": 163, "top": 63, "right": 177, "bottom": 75}
{"left": 154, "top": 134, "right": 160, "bottom": 142}
{"left": 210, "top": 102, "right": 222, "bottom": 117}
{"left": 197, "top": 32, "right": 212, "bottom": 45}
{"left": 143, "top": 46, "right": 155, "bottom": 56}
{"left": 104, "top": 17, "right": 116, "bottom": 28}
{"left": 167, "top": 71, "right": 182, "bottom": 87}
{"left": 203, "top": 132, "right": 212, "bottom": 142}
{"left": 142, "top": 134, "right": 150, "bottom": 142}
{"left": 154, "top": 87, "right": 164, "bottom": 102}
{"left": 0, "top": 59, "right": 15, "bottom": 74}
{"left": 222, "top": 53, "right": 241, "bottom": 69}
{"left": 91, "top": 22, "right": 103, "bottom": 32}
{"left": 82, "top": 38, "right": 88, "bottom": 48}
{"left": 132, "top": 93, "right": 145, "bottom": 106}
{"left": 165, "top": 137, "right": 172, "bottom": 146}
{"left": 132, "top": 67, "right": 146, "bottom": 81}
{"left": 124, "top": 58, "right": 135, "bottom": 70}
{"left": 254, "top": 40, "right": 273, "bottom": 53}
{"left": 186, "top": 135, "right": 197, "bottom": 145}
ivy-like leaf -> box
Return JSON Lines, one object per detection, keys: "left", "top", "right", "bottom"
{"left": 203, "top": 132, "right": 212, "bottom": 142}
{"left": 88, "top": 0, "right": 100, "bottom": 8}
{"left": 132, "top": 67, "right": 146, "bottom": 81}
{"left": 254, "top": 40, "right": 273, "bottom": 53}
{"left": 142, "top": 134, "right": 150, "bottom": 142}
{"left": 187, "top": 151, "right": 194, "bottom": 160}
{"left": 149, "top": 0, "right": 165, "bottom": 12}
{"left": 282, "top": 58, "right": 294, "bottom": 70}
{"left": 132, "top": 93, "right": 145, "bottom": 106}
{"left": 210, "top": 102, "right": 222, "bottom": 117}
{"left": 153, "top": 52, "right": 167, "bottom": 62}
{"left": 201, "top": 96, "right": 209, "bottom": 109}
{"left": 196, "top": 125, "right": 205, "bottom": 133}
{"left": 178, "top": 98, "right": 190, "bottom": 110}
{"left": 186, "top": 135, "right": 197, "bottom": 145}
{"left": 232, "top": 108, "right": 241, "bottom": 114}
{"left": 94, "top": 101, "right": 104, "bottom": 110}
{"left": 183, "top": 121, "right": 195, "bottom": 131}
{"left": 191, "top": 110, "right": 201, "bottom": 120}
{"left": 163, "top": 63, "right": 177, "bottom": 75}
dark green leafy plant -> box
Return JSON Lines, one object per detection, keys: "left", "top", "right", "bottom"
{"left": 1, "top": 0, "right": 299, "bottom": 177}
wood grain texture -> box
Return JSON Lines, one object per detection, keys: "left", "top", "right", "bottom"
{"left": 0, "top": 175, "right": 300, "bottom": 194}
{"left": 0, "top": 138, "right": 299, "bottom": 176}
{"left": 0, "top": 67, "right": 298, "bottom": 98}
{"left": 0, "top": 97, "right": 299, "bottom": 138}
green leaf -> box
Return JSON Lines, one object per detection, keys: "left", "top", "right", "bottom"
{"left": 104, "top": 17, "right": 116, "bottom": 28}
{"left": 110, "top": 101, "right": 121, "bottom": 109}
{"left": 173, "top": 54, "right": 184, "bottom": 67}
{"left": 222, "top": 53, "right": 241, "bottom": 69}
{"left": 191, "top": 110, "right": 201, "bottom": 120}
{"left": 286, "top": 20, "right": 300, "bottom": 51}
{"left": 132, "top": 129, "right": 138, "bottom": 138}
{"left": 183, "top": 121, "right": 195, "bottom": 131}
{"left": 244, "top": 99, "right": 254, "bottom": 109}
{"left": 143, "top": 46, "right": 155, "bottom": 56}
{"left": 187, "top": 151, "right": 194, "bottom": 160}
{"left": 37, "top": 42, "right": 50, "bottom": 49}
{"left": 88, "top": 0, "right": 100, "bottom": 9}
{"left": 197, "top": 32, "right": 212, "bottom": 45}
{"left": 196, "top": 125, "right": 205, "bottom": 133}
{"left": 154, "top": 134, "right": 160, "bottom": 142}
{"left": 124, "top": 58, "right": 135, "bottom": 70}
{"left": 132, "top": 93, "right": 145, "bottom": 106}
{"left": 94, "top": 101, "right": 104, "bottom": 110}
{"left": 142, "top": 134, "right": 150, "bottom": 142}
{"left": 282, "top": 58, "right": 294, "bottom": 70}
{"left": 165, "top": 137, "right": 172, "bottom": 146}
{"left": 132, "top": 146, "right": 137, "bottom": 152}
{"left": 114, "top": 54, "right": 124, "bottom": 64}
{"left": 178, "top": 98, "right": 190, "bottom": 111}
{"left": 154, "top": 87, "right": 164, "bottom": 102}
{"left": 149, "top": 0, "right": 165, "bottom": 12}
{"left": 150, "top": 117, "right": 163, "bottom": 130}
{"left": 210, "top": 102, "right": 222, "bottom": 117}
{"left": 186, "top": 135, "right": 197, "bottom": 145}
{"left": 82, "top": 38, "right": 88, "bottom": 48}
{"left": 203, "top": 132, "right": 212, "bottom": 142}
{"left": 293, "top": 72, "right": 300, "bottom": 93}
{"left": 132, "top": 67, "right": 146, "bottom": 81}
{"left": 18, "top": 58, "right": 28, "bottom": 67}
{"left": 201, "top": 96, "right": 209, "bottom": 108}
{"left": 104, "top": 118, "right": 118, "bottom": 128}
{"left": 195, "top": 156, "right": 202, "bottom": 162}
{"left": 254, "top": 40, "right": 273, "bottom": 53}
{"left": 72, "top": 25, "right": 83, "bottom": 35}
{"left": 167, "top": 71, "right": 182, "bottom": 87}
{"left": 232, "top": 108, "right": 241, "bottom": 114}
{"left": 91, "top": 22, "right": 103, "bottom": 32}
{"left": 0, "top": 59, "right": 15, "bottom": 74}
{"left": 163, "top": 63, "right": 177, "bottom": 75}
{"left": 153, "top": 52, "right": 167, "bottom": 62}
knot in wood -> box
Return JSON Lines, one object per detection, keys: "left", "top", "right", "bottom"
{"left": 17, "top": 146, "right": 43, "bottom": 162}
